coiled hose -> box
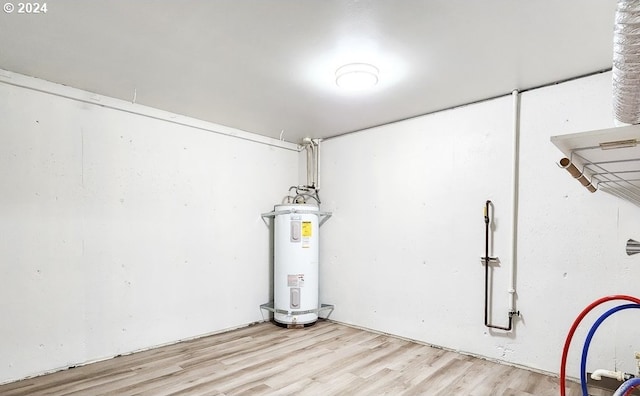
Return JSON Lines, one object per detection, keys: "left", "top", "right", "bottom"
{"left": 614, "top": 378, "right": 640, "bottom": 396}
{"left": 580, "top": 304, "right": 640, "bottom": 395}
{"left": 560, "top": 295, "right": 640, "bottom": 396}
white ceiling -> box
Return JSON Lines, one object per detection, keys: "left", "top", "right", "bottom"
{"left": 0, "top": 1, "right": 617, "bottom": 143}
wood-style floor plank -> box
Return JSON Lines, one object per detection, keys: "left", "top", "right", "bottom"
{"left": 0, "top": 320, "right": 591, "bottom": 396}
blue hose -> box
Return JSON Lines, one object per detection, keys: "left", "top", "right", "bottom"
{"left": 613, "top": 377, "right": 640, "bottom": 396}
{"left": 580, "top": 304, "right": 640, "bottom": 396}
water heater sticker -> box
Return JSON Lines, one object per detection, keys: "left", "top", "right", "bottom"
{"left": 302, "top": 221, "right": 312, "bottom": 237}
{"left": 287, "top": 274, "right": 305, "bottom": 287}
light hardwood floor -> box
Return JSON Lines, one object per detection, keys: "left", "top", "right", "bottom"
{"left": 0, "top": 320, "right": 600, "bottom": 396}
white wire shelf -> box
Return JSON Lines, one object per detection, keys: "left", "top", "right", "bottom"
{"left": 551, "top": 124, "right": 640, "bottom": 208}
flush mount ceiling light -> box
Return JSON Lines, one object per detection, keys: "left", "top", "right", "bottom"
{"left": 335, "top": 63, "right": 379, "bottom": 90}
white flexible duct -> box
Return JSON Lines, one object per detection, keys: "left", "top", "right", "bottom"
{"left": 613, "top": 0, "right": 640, "bottom": 124}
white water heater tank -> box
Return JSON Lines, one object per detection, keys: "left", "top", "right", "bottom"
{"left": 273, "top": 203, "right": 319, "bottom": 325}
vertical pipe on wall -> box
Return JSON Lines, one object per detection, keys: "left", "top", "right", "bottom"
{"left": 509, "top": 89, "right": 520, "bottom": 315}
{"left": 302, "top": 138, "right": 321, "bottom": 189}
{"left": 481, "top": 90, "right": 522, "bottom": 332}
{"left": 305, "top": 142, "right": 315, "bottom": 187}
{"left": 314, "top": 139, "right": 322, "bottom": 190}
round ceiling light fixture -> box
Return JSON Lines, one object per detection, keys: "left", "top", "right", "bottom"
{"left": 335, "top": 63, "right": 379, "bottom": 90}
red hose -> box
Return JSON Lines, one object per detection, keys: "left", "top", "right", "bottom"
{"left": 560, "top": 295, "right": 640, "bottom": 396}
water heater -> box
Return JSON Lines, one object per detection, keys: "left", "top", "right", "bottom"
{"left": 273, "top": 203, "right": 319, "bottom": 325}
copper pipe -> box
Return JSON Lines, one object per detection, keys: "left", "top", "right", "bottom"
{"left": 483, "top": 200, "right": 518, "bottom": 331}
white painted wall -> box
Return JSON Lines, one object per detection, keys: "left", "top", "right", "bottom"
{"left": 0, "top": 77, "right": 298, "bottom": 383}
{"left": 3, "top": 68, "right": 638, "bottom": 386}
{"left": 319, "top": 71, "right": 640, "bottom": 379}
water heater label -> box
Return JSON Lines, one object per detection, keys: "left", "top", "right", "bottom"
{"left": 288, "top": 274, "right": 305, "bottom": 287}
{"left": 301, "top": 221, "right": 312, "bottom": 237}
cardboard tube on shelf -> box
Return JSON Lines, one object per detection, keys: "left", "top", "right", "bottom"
{"left": 559, "top": 158, "right": 597, "bottom": 193}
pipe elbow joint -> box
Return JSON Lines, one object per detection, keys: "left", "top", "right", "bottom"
{"left": 591, "top": 369, "right": 624, "bottom": 382}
